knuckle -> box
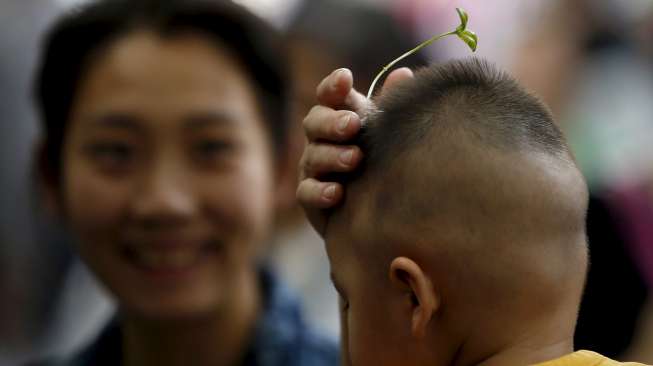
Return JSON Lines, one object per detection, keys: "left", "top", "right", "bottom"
{"left": 305, "top": 157, "right": 320, "bottom": 177}
{"left": 302, "top": 115, "right": 310, "bottom": 130}
{"left": 317, "top": 76, "right": 330, "bottom": 95}
{"left": 295, "top": 180, "right": 309, "bottom": 200}
{"left": 297, "top": 179, "right": 321, "bottom": 204}
{"left": 334, "top": 111, "right": 352, "bottom": 132}
{"left": 301, "top": 146, "right": 319, "bottom": 177}
{"left": 302, "top": 106, "right": 318, "bottom": 130}
{"left": 297, "top": 154, "right": 308, "bottom": 177}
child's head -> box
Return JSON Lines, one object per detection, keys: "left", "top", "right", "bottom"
{"left": 34, "top": 0, "right": 287, "bottom": 320}
{"left": 325, "top": 58, "right": 589, "bottom": 366}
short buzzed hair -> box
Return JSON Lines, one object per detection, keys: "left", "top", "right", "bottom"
{"left": 359, "top": 58, "right": 572, "bottom": 173}
{"left": 344, "top": 57, "right": 589, "bottom": 253}
{"left": 329, "top": 57, "right": 589, "bottom": 318}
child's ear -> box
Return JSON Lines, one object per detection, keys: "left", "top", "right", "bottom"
{"left": 389, "top": 257, "right": 439, "bottom": 339}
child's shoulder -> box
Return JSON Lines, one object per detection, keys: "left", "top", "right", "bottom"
{"left": 534, "top": 350, "right": 650, "bottom": 366}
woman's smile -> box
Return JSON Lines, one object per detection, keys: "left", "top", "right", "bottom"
{"left": 120, "top": 237, "right": 223, "bottom": 278}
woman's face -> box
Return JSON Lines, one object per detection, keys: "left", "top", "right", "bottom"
{"left": 57, "top": 30, "right": 275, "bottom": 319}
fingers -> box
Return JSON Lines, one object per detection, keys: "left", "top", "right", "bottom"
{"left": 381, "top": 67, "right": 415, "bottom": 95}
{"left": 343, "top": 87, "right": 371, "bottom": 116}
{"left": 296, "top": 178, "right": 343, "bottom": 209}
{"left": 316, "top": 68, "right": 370, "bottom": 114}
{"left": 316, "top": 67, "right": 413, "bottom": 116}
{"left": 299, "top": 143, "right": 362, "bottom": 179}
{"left": 316, "top": 68, "right": 353, "bottom": 107}
{"left": 303, "top": 105, "right": 361, "bottom": 142}
{"left": 300, "top": 66, "right": 408, "bottom": 236}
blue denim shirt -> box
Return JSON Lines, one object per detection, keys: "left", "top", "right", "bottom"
{"left": 32, "top": 268, "right": 338, "bottom": 366}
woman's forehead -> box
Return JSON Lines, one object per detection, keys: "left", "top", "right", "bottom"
{"left": 89, "top": 32, "right": 251, "bottom": 91}
{"left": 69, "top": 31, "right": 263, "bottom": 133}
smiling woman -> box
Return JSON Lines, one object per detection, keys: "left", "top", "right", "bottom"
{"left": 61, "top": 30, "right": 273, "bottom": 320}
{"left": 30, "top": 1, "right": 337, "bottom": 366}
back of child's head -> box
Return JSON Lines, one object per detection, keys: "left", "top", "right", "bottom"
{"left": 325, "top": 58, "right": 589, "bottom": 365}
{"left": 360, "top": 57, "right": 572, "bottom": 175}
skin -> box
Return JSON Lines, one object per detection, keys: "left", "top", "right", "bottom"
{"left": 324, "top": 143, "right": 588, "bottom": 366}
{"left": 325, "top": 180, "right": 444, "bottom": 366}
{"left": 44, "top": 30, "right": 280, "bottom": 366}
{"left": 299, "top": 69, "right": 589, "bottom": 366}
{"left": 273, "top": 37, "right": 343, "bottom": 227}
{"left": 296, "top": 67, "right": 414, "bottom": 235}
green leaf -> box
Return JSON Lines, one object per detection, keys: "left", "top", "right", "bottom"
{"left": 456, "top": 8, "right": 468, "bottom": 30}
{"left": 457, "top": 30, "right": 478, "bottom": 52}
{"left": 366, "top": 7, "right": 478, "bottom": 99}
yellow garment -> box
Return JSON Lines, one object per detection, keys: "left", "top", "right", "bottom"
{"left": 533, "top": 350, "right": 650, "bottom": 366}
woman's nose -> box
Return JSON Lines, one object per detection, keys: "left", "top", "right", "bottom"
{"left": 129, "top": 159, "right": 198, "bottom": 228}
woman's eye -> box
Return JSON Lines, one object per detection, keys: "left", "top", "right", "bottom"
{"left": 86, "top": 143, "right": 134, "bottom": 166}
{"left": 194, "top": 140, "right": 233, "bottom": 159}
{"left": 192, "top": 140, "right": 234, "bottom": 165}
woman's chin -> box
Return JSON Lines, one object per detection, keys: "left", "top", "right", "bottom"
{"left": 120, "top": 292, "right": 224, "bottom": 322}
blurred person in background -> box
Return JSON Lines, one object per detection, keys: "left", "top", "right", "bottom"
{"left": 27, "top": 0, "right": 338, "bottom": 365}
{"left": 272, "top": 0, "right": 429, "bottom": 338}
{"left": 511, "top": 0, "right": 653, "bottom": 362}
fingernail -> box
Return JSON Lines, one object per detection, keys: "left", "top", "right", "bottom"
{"left": 338, "top": 114, "right": 350, "bottom": 133}
{"left": 324, "top": 185, "right": 336, "bottom": 199}
{"left": 332, "top": 68, "right": 348, "bottom": 87}
{"left": 340, "top": 149, "right": 354, "bottom": 165}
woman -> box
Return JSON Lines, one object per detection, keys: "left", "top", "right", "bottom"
{"left": 32, "top": 1, "right": 337, "bottom": 365}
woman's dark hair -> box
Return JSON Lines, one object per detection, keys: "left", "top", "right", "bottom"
{"left": 34, "top": 0, "right": 289, "bottom": 183}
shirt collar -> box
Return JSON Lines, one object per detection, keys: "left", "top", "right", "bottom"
{"left": 66, "top": 267, "right": 311, "bottom": 366}
{"left": 242, "top": 267, "right": 307, "bottom": 366}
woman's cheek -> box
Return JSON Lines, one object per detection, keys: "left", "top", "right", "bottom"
{"left": 63, "top": 162, "right": 131, "bottom": 234}
{"left": 200, "top": 159, "right": 274, "bottom": 244}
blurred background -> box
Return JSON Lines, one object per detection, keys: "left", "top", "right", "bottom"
{"left": 1, "top": 0, "right": 652, "bottom": 364}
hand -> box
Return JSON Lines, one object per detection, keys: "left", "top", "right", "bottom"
{"left": 296, "top": 67, "right": 414, "bottom": 235}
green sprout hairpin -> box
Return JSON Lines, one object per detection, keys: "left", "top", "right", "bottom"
{"left": 366, "top": 7, "right": 478, "bottom": 99}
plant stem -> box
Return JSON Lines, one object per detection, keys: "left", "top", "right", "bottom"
{"left": 366, "top": 30, "right": 457, "bottom": 99}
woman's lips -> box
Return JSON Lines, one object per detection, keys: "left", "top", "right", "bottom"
{"left": 131, "top": 248, "right": 200, "bottom": 270}
{"left": 121, "top": 240, "right": 221, "bottom": 273}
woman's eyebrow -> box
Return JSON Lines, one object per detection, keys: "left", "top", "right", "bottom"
{"left": 183, "top": 111, "right": 238, "bottom": 130}
{"left": 89, "top": 113, "right": 143, "bottom": 131}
